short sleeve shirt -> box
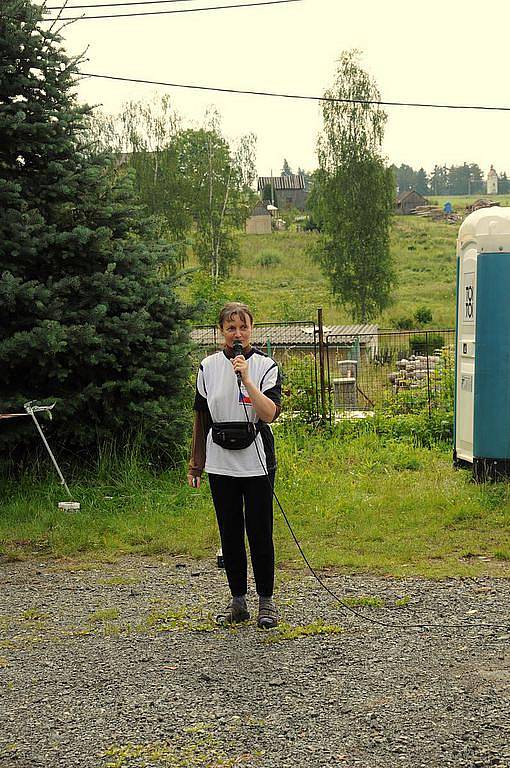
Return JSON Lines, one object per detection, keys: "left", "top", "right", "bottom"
{"left": 194, "top": 348, "right": 281, "bottom": 477}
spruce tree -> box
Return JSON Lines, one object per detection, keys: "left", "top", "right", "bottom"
{"left": 0, "top": 0, "right": 192, "bottom": 465}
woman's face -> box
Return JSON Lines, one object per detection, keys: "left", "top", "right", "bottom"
{"left": 220, "top": 313, "right": 252, "bottom": 349}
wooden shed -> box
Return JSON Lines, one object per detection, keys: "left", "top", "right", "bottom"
{"left": 246, "top": 200, "right": 272, "bottom": 234}
{"left": 396, "top": 190, "right": 428, "bottom": 215}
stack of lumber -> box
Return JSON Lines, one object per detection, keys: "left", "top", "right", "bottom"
{"left": 412, "top": 205, "right": 461, "bottom": 223}
{"left": 413, "top": 204, "right": 442, "bottom": 217}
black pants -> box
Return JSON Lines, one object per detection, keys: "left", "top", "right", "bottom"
{"left": 208, "top": 471, "right": 275, "bottom": 598}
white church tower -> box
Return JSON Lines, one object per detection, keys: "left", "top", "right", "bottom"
{"left": 487, "top": 165, "right": 498, "bottom": 195}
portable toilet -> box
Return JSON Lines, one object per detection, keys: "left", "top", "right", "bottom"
{"left": 454, "top": 207, "right": 510, "bottom": 480}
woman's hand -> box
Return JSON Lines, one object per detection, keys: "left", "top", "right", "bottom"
{"left": 187, "top": 474, "right": 201, "bottom": 489}
{"left": 232, "top": 355, "right": 251, "bottom": 385}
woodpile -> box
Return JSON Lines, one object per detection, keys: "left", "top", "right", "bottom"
{"left": 466, "top": 199, "right": 501, "bottom": 213}
{"left": 412, "top": 205, "right": 461, "bottom": 223}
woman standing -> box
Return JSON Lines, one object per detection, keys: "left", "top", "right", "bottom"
{"left": 188, "top": 302, "right": 281, "bottom": 628}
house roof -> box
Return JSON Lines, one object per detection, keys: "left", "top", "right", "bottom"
{"left": 257, "top": 175, "right": 306, "bottom": 192}
{"left": 397, "top": 189, "right": 427, "bottom": 203}
{"left": 191, "top": 324, "right": 378, "bottom": 348}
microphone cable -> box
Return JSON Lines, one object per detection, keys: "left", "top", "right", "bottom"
{"left": 232, "top": 348, "right": 509, "bottom": 633}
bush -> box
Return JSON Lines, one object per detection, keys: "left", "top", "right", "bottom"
{"left": 414, "top": 305, "right": 433, "bottom": 325}
{"left": 392, "top": 316, "right": 414, "bottom": 330}
{"left": 410, "top": 334, "right": 445, "bottom": 355}
{"left": 279, "top": 353, "right": 318, "bottom": 422}
{"left": 257, "top": 250, "right": 282, "bottom": 268}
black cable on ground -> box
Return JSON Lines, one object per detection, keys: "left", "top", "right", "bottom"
{"left": 236, "top": 379, "right": 509, "bottom": 633}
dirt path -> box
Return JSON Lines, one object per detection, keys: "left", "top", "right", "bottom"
{"left": 0, "top": 556, "right": 509, "bottom": 768}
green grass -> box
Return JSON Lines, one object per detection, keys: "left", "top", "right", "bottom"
{"left": 180, "top": 195, "right": 509, "bottom": 330}
{"left": 428, "top": 194, "right": 510, "bottom": 209}
{"left": 218, "top": 219, "right": 460, "bottom": 328}
{"left": 1, "top": 426, "right": 509, "bottom": 578}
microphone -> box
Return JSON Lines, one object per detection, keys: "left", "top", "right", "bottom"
{"left": 233, "top": 340, "right": 243, "bottom": 382}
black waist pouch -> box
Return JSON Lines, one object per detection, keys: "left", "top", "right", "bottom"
{"left": 211, "top": 421, "right": 260, "bottom": 450}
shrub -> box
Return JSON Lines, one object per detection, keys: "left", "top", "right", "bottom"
{"left": 414, "top": 306, "right": 433, "bottom": 325}
{"left": 279, "top": 353, "right": 318, "bottom": 422}
{"left": 257, "top": 250, "right": 282, "bottom": 268}
{"left": 410, "top": 333, "right": 445, "bottom": 355}
{"left": 392, "top": 316, "right": 414, "bottom": 330}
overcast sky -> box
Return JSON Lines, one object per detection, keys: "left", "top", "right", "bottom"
{"left": 44, "top": 0, "right": 510, "bottom": 177}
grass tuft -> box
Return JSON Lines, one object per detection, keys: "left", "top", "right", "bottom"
{"left": 341, "top": 595, "right": 385, "bottom": 608}
{"left": 103, "top": 725, "right": 240, "bottom": 767}
{"left": 87, "top": 608, "right": 121, "bottom": 624}
{"left": 263, "top": 618, "right": 343, "bottom": 643}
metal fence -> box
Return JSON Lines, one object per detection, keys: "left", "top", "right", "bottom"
{"left": 191, "top": 320, "right": 455, "bottom": 422}
{"left": 325, "top": 329, "right": 455, "bottom": 419}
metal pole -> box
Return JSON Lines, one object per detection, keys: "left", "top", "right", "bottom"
{"left": 313, "top": 324, "right": 320, "bottom": 420}
{"left": 25, "top": 405, "right": 72, "bottom": 498}
{"left": 425, "top": 331, "right": 432, "bottom": 418}
{"left": 325, "top": 334, "right": 332, "bottom": 423}
{"left": 317, "top": 308, "right": 327, "bottom": 421}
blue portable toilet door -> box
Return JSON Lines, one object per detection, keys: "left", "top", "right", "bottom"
{"left": 455, "top": 245, "right": 477, "bottom": 462}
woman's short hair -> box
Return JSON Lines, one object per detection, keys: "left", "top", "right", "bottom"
{"left": 218, "top": 302, "right": 254, "bottom": 329}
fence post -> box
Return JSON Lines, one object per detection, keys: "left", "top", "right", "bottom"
{"left": 425, "top": 330, "right": 432, "bottom": 418}
{"left": 317, "top": 308, "right": 327, "bottom": 420}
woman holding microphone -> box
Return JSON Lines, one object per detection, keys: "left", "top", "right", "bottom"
{"left": 188, "top": 302, "right": 281, "bottom": 628}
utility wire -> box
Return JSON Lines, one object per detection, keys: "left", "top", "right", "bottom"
{"left": 80, "top": 72, "right": 510, "bottom": 113}
{"left": 46, "top": 0, "right": 210, "bottom": 8}
{"left": 44, "top": 0, "right": 301, "bottom": 20}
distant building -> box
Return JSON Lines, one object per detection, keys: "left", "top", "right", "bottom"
{"left": 487, "top": 165, "right": 498, "bottom": 195}
{"left": 257, "top": 175, "right": 308, "bottom": 210}
{"left": 246, "top": 200, "right": 272, "bottom": 234}
{"left": 396, "top": 189, "right": 428, "bottom": 215}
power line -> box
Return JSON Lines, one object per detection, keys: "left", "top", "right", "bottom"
{"left": 46, "top": 0, "right": 207, "bottom": 8}
{"left": 80, "top": 72, "right": 510, "bottom": 113}
{"left": 44, "top": 0, "right": 301, "bottom": 20}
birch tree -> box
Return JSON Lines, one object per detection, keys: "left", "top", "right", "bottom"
{"left": 176, "top": 111, "right": 256, "bottom": 282}
{"left": 311, "top": 50, "right": 395, "bottom": 322}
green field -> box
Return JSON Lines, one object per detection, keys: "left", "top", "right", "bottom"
{"left": 429, "top": 194, "right": 510, "bottom": 209}
{"left": 229, "top": 217, "right": 457, "bottom": 328}
{"left": 208, "top": 197, "right": 510, "bottom": 329}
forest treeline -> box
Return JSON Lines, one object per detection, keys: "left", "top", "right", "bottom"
{"left": 390, "top": 162, "right": 510, "bottom": 196}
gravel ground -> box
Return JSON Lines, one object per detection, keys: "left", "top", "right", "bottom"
{"left": 0, "top": 555, "right": 509, "bottom": 768}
